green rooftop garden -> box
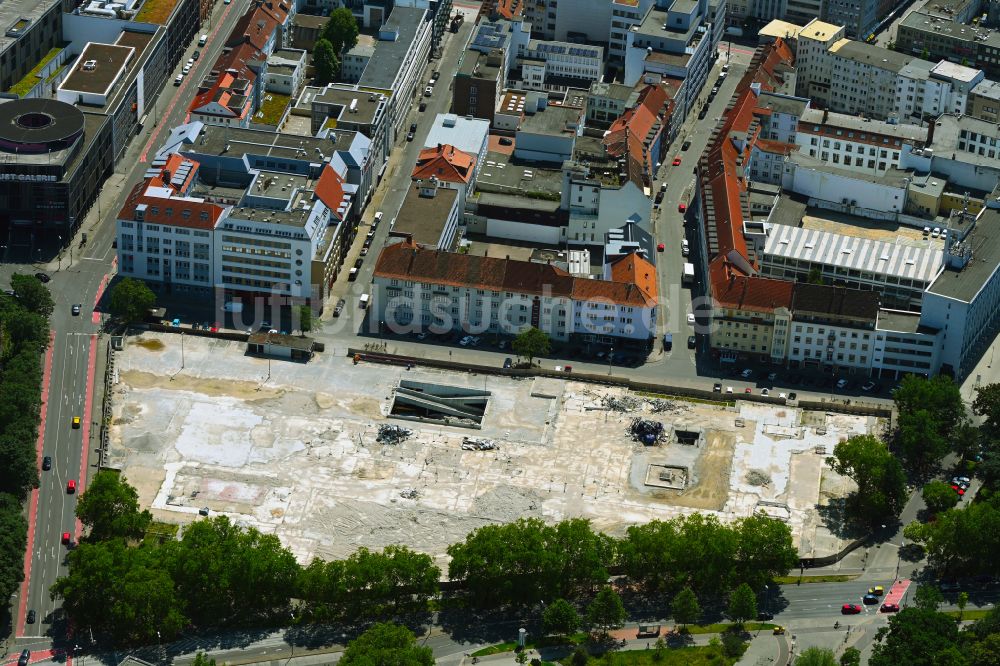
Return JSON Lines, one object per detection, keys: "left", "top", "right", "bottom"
{"left": 8, "top": 47, "right": 63, "bottom": 97}
{"left": 254, "top": 92, "right": 291, "bottom": 126}
{"left": 134, "top": 0, "right": 180, "bottom": 25}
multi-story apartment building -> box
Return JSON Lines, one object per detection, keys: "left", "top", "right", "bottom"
{"left": 896, "top": 9, "right": 1000, "bottom": 79}
{"left": 356, "top": 5, "right": 431, "bottom": 140}
{"left": 968, "top": 78, "right": 1000, "bottom": 122}
{"left": 792, "top": 19, "right": 979, "bottom": 121}
{"left": 587, "top": 80, "right": 640, "bottom": 125}
{"left": 523, "top": 0, "right": 614, "bottom": 42}
{"left": 623, "top": 0, "right": 718, "bottom": 117}
{"left": 792, "top": 108, "right": 927, "bottom": 174}
{"left": 785, "top": 284, "right": 881, "bottom": 372}
{"left": 372, "top": 239, "right": 659, "bottom": 349}
{"left": 610, "top": 0, "right": 654, "bottom": 64}
{"left": 514, "top": 39, "right": 604, "bottom": 91}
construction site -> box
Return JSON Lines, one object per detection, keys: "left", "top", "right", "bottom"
{"left": 106, "top": 332, "right": 880, "bottom": 565}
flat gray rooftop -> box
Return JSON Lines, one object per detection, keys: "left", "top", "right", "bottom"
{"left": 0, "top": 0, "right": 59, "bottom": 56}
{"left": 358, "top": 6, "right": 427, "bottom": 90}
{"left": 314, "top": 86, "right": 384, "bottom": 125}
{"left": 475, "top": 150, "right": 563, "bottom": 196}
{"left": 928, "top": 210, "right": 1000, "bottom": 303}
{"left": 876, "top": 309, "right": 923, "bottom": 334}
{"left": 192, "top": 125, "right": 332, "bottom": 161}
{"left": 394, "top": 183, "right": 458, "bottom": 246}
{"left": 520, "top": 104, "right": 581, "bottom": 135}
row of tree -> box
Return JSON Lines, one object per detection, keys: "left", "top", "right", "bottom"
{"left": 313, "top": 8, "right": 359, "bottom": 85}
{"left": 54, "top": 473, "right": 800, "bottom": 645}
{"left": 0, "top": 276, "right": 53, "bottom": 606}
{"left": 447, "top": 514, "right": 799, "bottom": 609}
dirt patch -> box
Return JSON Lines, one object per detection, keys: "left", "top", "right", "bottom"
{"left": 668, "top": 431, "right": 737, "bottom": 511}
{"left": 121, "top": 370, "right": 282, "bottom": 400}
{"left": 134, "top": 339, "right": 166, "bottom": 352}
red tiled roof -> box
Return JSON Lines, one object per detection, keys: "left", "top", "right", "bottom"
{"left": 609, "top": 252, "right": 657, "bottom": 303}
{"left": 709, "top": 258, "right": 793, "bottom": 312}
{"left": 411, "top": 144, "right": 475, "bottom": 184}
{"left": 314, "top": 164, "right": 347, "bottom": 220}
{"left": 374, "top": 241, "right": 657, "bottom": 307}
{"left": 117, "top": 180, "right": 226, "bottom": 231}
{"left": 603, "top": 84, "right": 672, "bottom": 187}
{"left": 226, "top": 6, "right": 279, "bottom": 51}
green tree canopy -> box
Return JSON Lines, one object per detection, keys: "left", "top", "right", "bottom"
{"left": 733, "top": 513, "right": 798, "bottom": 590}
{"left": 726, "top": 583, "right": 757, "bottom": 625}
{"left": 313, "top": 39, "right": 339, "bottom": 85}
{"left": 840, "top": 647, "right": 861, "bottom": 666}
{"left": 671, "top": 587, "right": 701, "bottom": 627}
{"left": 339, "top": 622, "right": 433, "bottom": 666}
{"left": 321, "top": 7, "right": 359, "bottom": 55}
{"left": 796, "top": 647, "right": 837, "bottom": 666}
{"left": 914, "top": 585, "right": 944, "bottom": 611}
{"left": 512, "top": 326, "right": 550, "bottom": 365}
{"left": 870, "top": 608, "right": 961, "bottom": 666}
{"left": 0, "top": 492, "right": 28, "bottom": 603}
{"left": 10, "top": 274, "right": 54, "bottom": 317}
{"left": 828, "top": 434, "right": 908, "bottom": 524}
{"left": 76, "top": 470, "right": 152, "bottom": 542}
{"left": 922, "top": 480, "right": 960, "bottom": 515}
{"left": 298, "top": 305, "right": 312, "bottom": 334}
{"left": 586, "top": 587, "right": 625, "bottom": 635}
{"left": 109, "top": 278, "right": 155, "bottom": 324}
{"left": 914, "top": 497, "right": 1000, "bottom": 577}
{"left": 974, "top": 383, "right": 1000, "bottom": 438}
{"left": 542, "top": 598, "right": 580, "bottom": 636}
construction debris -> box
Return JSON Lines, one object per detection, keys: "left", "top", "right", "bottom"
{"left": 461, "top": 436, "right": 499, "bottom": 451}
{"left": 399, "top": 488, "right": 420, "bottom": 500}
{"left": 377, "top": 424, "right": 412, "bottom": 445}
{"left": 746, "top": 469, "right": 771, "bottom": 486}
{"left": 647, "top": 398, "right": 687, "bottom": 413}
{"left": 629, "top": 418, "right": 666, "bottom": 445}
{"left": 602, "top": 395, "right": 641, "bottom": 412}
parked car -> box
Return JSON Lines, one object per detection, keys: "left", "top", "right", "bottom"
{"left": 862, "top": 380, "right": 878, "bottom": 391}
{"left": 713, "top": 383, "right": 722, "bottom": 392}
{"left": 34, "top": 272, "right": 50, "bottom": 283}
{"left": 672, "top": 155, "right": 682, "bottom": 166}
{"left": 687, "top": 335, "right": 696, "bottom": 349}
{"left": 788, "top": 392, "right": 797, "bottom": 400}
{"left": 686, "top": 313, "right": 696, "bottom": 325}
{"left": 406, "top": 132, "right": 414, "bottom": 142}
{"left": 503, "top": 357, "right": 513, "bottom": 369}
{"left": 410, "top": 122, "right": 418, "bottom": 133}
{"left": 333, "top": 299, "right": 345, "bottom": 317}
{"left": 193, "top": 50, "right": 200, "bottom": 60}
{"left": 681, "top": 140, "right": 692, "bottom": 151}
{"left": 499, "top": 137, "right": 513, "bottom": 146}
{"left": 698, "top": 108, "right": 708, "bottom": 120}
{"left": 678, "top": 202, "right": 687, "bottom": 213}
{"left": 657, "top": 243, "right": 665, "bottom": 252}
{"left": 880, "top": 603, "right": 900, "bottom": 613}
{"left": 424, "top": 86, "right": 433, "bottom": 97}
{"left": 419, "top": 102, "right": 427, "bottom": 112}
{"left": 741, "top": 368, "right": 753, "bottom": 378}
{"left": 836, "top": 378, "right": 849, "bottom": 389}
{"left": 951, "top": 484, "right": 966, "bottom": 497}
{"left": 761, "top": 388, "right": 769, "bottom": 396}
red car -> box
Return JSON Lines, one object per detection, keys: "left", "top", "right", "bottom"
{"left": 841, "top": 604, "right": 862, "bottom": 614}
{"left": 672, "top": 156, "right": 682, "bottom": 166}
{"left": 951, "top": 484, "right": 966, "bottom": 496}
{"left": 657, "top": 243, "right": 665, "bottom": 252}
{"left": 744, "top": 387, "right": 752, "bottom": 394}
{"left": 66, "top": 480, "right": 76, "bottom": 494}
{"left": 880, "top": 603, "right": 900, "bottom": 613}
{"left": 61, "top": 532, "right": 71, "bottom": 545}
{"left": 678, "top": 202, "right": 687, "bottom": 213}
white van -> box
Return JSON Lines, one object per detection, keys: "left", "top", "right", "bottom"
{"left": 373, "top": 211, "right": 383, "bottom": 226}
{"left": 359, "top": 293, "right": 370, "bottom": 308}
{"left": 199, "top": 34, "right": 207, "bottom": 46}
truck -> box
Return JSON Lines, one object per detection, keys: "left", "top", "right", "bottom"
{"left": 682, "top": 262, "right": 695, "bottom": 286}
{"left": 199, "top": 34, "right": 207, "bottom": 46}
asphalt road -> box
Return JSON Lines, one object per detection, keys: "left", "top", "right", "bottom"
{"left": 3, "top": 0, "right": 253, "bottom": 654}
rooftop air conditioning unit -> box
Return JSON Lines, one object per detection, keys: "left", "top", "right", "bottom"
{"left": 82, "top": 59, "right": 97, "bottom": 70}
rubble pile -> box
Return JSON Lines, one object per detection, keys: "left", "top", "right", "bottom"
{"left": 629, "top": 418, "right": 666, "bottom": 445}
{"left": 602, "top": 395, "right": 641, "bottom": 412}
{"left": 377, "top": 424, "right": 412, "bottom": 445}
{"left": 461, "top": 437, "right": 499, "bottom": 451}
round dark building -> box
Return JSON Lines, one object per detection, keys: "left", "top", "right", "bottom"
{"left": 0, "top": 98, "right": 86, "bottom": 154}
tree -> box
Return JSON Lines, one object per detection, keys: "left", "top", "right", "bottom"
{"left": 543, "top": 598, "right": 580, "bottom": 636}
{"left": 959, "top": 591, "right": 970, "bottom": 621}
{"left": 796, "top": 647, "right": 838, "bottom": 666}
{"left": 298, "top": 306, "right": 312, "bottom": 334}
{"left": 974, "top": 384, "right": 1000, "bottom": 438}
{"left": 109, "top": 278, "right": 155, "bottom": 324}
{"left": 586, "top": 587, "right": 625, "bottom": 635}
{"left": 914, "top": 584, "right": 944, "bottom": 611}
{"left": 10, "top": 274, "right": 54, "bottom": 317}
{"left": 313, "top": 39, "right": 339, "bottom": 85}
{"left": 969, "top": 633, "right": 1000, "bottom": 666}
{"left": 897, "top": 409, "right": 951, "bottom": 475}
{"left": 340, "top": 623, "right": 433, "bottom": 666}
{"left": 828, "top": 435, "right": 908, "bottom": 524}
{"left": 192, "top": 654, "right": 216, "bottom": 666}
{"left": 870, "top": 608, "right": 961, "bottom": 666}
{"left": 720, "top": 633, "right": 746, "bottom": 658}
{"left": 922, "top": 480, "right": 960, "bottom": 515}
{"left": 732, "top": 514, "right": 798, "bottom": 591}
{"left": 671, "top": 587, "right": 701, "bottom": 628}
{"left": 571, "top": 647, "right": 589, "bottom": 666}
{"left": 512, "top": 327, "right": 550, "bottom": 366}
{"left": 76, "top": 471, "right": 152, "bottom": 542}
{"left": 0, "top": 492, "right": 28, "bottom": 603}
{"left": 894, "top": 375, "right": 965, "bottom": 436}
{"left": 515, "top": 651, "right": 528, "bottom": 666}
{"left": 726, "top": 583, "right": 757, "bottom": 626}
{"left": 840, "top": 647, "right": 862, "bottom": 666}
{"left": 321, "top": 7, "right": 359, "bottom": 55}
